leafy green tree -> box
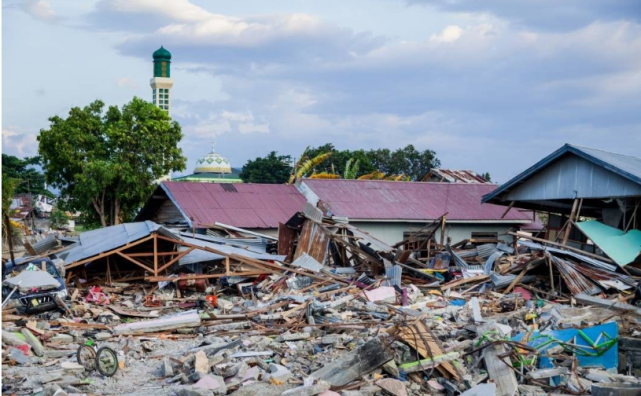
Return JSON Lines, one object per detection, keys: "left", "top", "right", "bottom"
{"left": 240, "top": 151, "right": 292, "bottom": 184}
{"left": 49, "top": 207, "right": 70, "bottom": 230}
{"left": 38, "top": 97, "right": 186, "bottom": 227}
{"left": 2, "top": 154, "right": 54, "bottom": 198}
{"left": 481, "top": 172, "right": 492, "bottom": 182}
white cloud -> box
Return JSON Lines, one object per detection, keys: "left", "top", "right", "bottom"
{"left": 116, "top": 77, "right": 139, "bottom": 89}
{"left": 430, "top": 25, "right": 463, "bottom": 43}
{"left": 2, "top": 128, "right": 38, "bottom": 156}
{"left": 21, "top": 0, "right": 57, "bottom": 22}
{"left": 97, "top": 0, "right": 212, "bottom": 22}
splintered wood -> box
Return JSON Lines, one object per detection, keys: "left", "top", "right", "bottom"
{"left": 395, "top": 320, "right": 460, "bottom": 381}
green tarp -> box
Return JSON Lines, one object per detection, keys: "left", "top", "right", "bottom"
{"left": 576, "top": 220, "right": 641, "bottom": 266}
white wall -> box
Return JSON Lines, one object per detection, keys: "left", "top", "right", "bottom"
{"left": 349, "top": 221, "right": 516, "bottom": 245}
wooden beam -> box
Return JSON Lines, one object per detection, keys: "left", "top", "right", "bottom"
{"left": 65, "top": 235, "right": 155, "bottom": 270}
{"left": 153, "top": 234, "right": 158, "bottom": 276}
{"left": 156, "top": 247, "right": 195, "bottom": 273}
{"left": 508, "top": 231, "right": 614, "bottom": 263}
{"left": 439, "top": 216, "right": 447, "bottom": 246}
{"left": 116, "top": 251, "right": 155, "bottom": 273}
{"left": 145, "top": 271, "right": 267, "bottom": 282}
{"left": 561, "top": 198, "right": 579, "bottom": 246}
{"left": 124, "top": 252, "right": 183, "bottom": 257}
{"left": 500, "top": 201, "right": 515, "bottom": 219}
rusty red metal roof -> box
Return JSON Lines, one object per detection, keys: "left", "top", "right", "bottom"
{"left": 301, "top": 179, "right": 533, "bottom": 222}
{"left": 162, "top": 182, "right": 308, "bottom": 229}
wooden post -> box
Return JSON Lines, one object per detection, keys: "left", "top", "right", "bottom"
{"left": 439, "top": 216, "right": 446, "bottom": 246}
{"left": 106, "top": 256, "right": 112, "bottom": 285}
{"left": 500, "top": 201, "right": 515, "bottom": 219}
{"left": 225, "top": 256, "right": 230, "bottom": 275}
{"left": 547, "top": 256, "right": 555, "bottom": 294}
{"left": 561, "top": 198, "right": 579, "bottom": 246}
{"left": 4, "top": 214, "right": 16, "bottom": 265}
{"left": 153, "top": 233, "right": 158, "bottom": 276}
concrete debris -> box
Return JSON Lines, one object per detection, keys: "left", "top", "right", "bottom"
{"left": 2, "top": 207, "right": 640, "bottom": 396}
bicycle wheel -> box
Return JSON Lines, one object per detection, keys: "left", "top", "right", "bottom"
{"left": 77, "top": 345, "right": 97, "bottom": 371}
{"left": 95, "top": 346, "right": 118, "bottom": 377}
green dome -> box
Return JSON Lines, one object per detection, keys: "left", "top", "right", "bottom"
{"left": 153, "top": 46, "right": 172, "bottom": 61}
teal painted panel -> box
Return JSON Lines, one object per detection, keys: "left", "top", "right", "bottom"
{"left": 576, "top": 220, "right": 641, "bottom": 266}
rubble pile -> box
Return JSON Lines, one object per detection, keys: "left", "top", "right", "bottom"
{"left": 2, "top": 209, "right": 641, "bottom": 396}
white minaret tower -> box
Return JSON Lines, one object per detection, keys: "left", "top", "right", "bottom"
{"left": 150, "top": 46, "right": 174, "bottom": 115}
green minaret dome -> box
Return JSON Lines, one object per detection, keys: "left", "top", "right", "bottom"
{"left": 153, "top": 46, "right": 172, "bottom": 61}
{"left": 153, "top": 46, "right": 171, "bottom": 78}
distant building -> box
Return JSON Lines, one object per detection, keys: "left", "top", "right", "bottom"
{"left": 421, "top": 169, "right": 491, "bottom": 184}
{"left": 150, "top": 46, "right": 173, "bottom": 115}
{"left": 173, "top": 143, "right": 243, "bottom": 184}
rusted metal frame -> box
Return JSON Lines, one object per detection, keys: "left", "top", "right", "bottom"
{"left": 65, "top": 235, "right": 155, "bottom": 270}
{"left": 156, "top": 247, "right": 195, "bottom": 274}
{"left": 116, "top": 251, "right": 155, "bottom": 273}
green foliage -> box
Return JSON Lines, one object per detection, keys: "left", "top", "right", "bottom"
{"left": 239, "top": 151, "right": 292, "bottom": 184}
{"left": 2, "top": 154, "right": 54, "bottom": 198}
{"left": 481, "top": 172, "right": 492, "bottom": 182}
{"left": 302, "top": 144, "right": 440, "bottom": 181}
{"left": 344, "top": 158, "right": 361, "bottom": 180}
{"left": 291, "top": 152, "right": 332, "bottom": 183}
{"left": 49, "top": 208, "right": 70, "bottom": 230}
{"left": 38, "top": 97, "right": 187, "bottom": 227}
{"left": 2, "top": 173, "right": 19, "bottom": 217}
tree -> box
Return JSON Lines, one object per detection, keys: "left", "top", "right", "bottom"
{"left": 481, "top": 172, "right": 492, "bottom": 182}
{"left": 239, "top": 151, "right": 292, "bottom": 184}
{"left": 2, "top": 154, "right": 54, "bottom": 198}
{"left": 49, "top": 207, "right": 70, "bottom": 230}
{"left": 38, "top": 97, "right": 186, "bottom": 227}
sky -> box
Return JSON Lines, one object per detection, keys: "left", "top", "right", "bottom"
{"left": 2, "top": 0, "right": 641, "bottom": 183}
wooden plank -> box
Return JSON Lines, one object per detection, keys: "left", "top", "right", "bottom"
{"left": 397, "top": 321, "right": 460, "bottom": 380}
{"left": 156, "top": 247, "right": 194, "bottom": 273}
{"left": 153, "top": 233, "right": 158, "bottom": 276}
{"left": 108, "top": 305, "right": 159, "bottom": 318}
{"left": 508, "top": 232, "right": 614, "bottom": 263}
{"left": 116, "top": 252, "right": 155, "bottom": 273}
{"left": 440, "top": 275, "right": 489, "bottom": 291}
{"left": 145, "top": 271, "right": 267, "bottom": 283}
{"left": 562, "top": 198, "right": 579, "bottom": 246}
{"left": 478, "top": 322, "right": 518, "bottom": 396}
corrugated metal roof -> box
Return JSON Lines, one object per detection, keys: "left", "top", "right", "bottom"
{"left": 483, "top": 144, "right": 641, "bottom": 204}
{"left": 301, "top": 179, "right": 532, "bottom": 222}
{"left": 58, "top": 221, "right": 179, "bottom": 264}
{"left": 162, "top": 182, "right": 308, "bottom": 229}
{"left": 423, "top": 169, "right": 492, "bottom": 184}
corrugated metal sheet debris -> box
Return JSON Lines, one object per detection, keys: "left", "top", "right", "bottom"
{"left": 291, "top": 253, "right": 324, "bottom": 273}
